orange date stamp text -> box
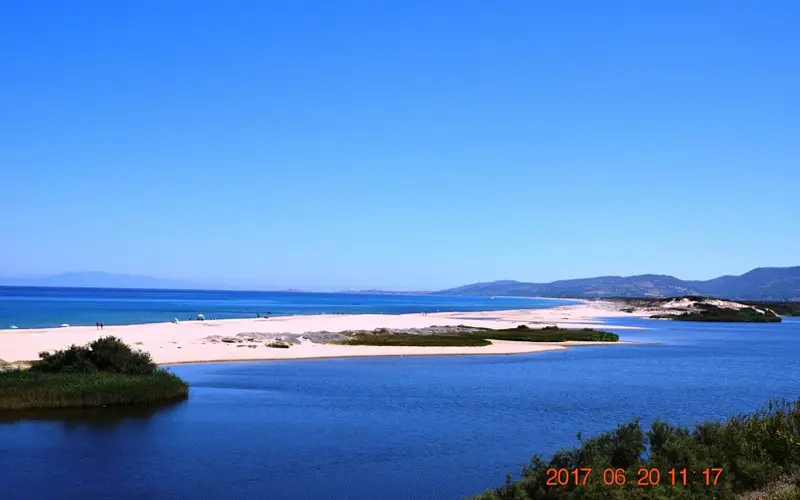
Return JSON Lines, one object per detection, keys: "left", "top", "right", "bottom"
{"left": 545, "top": 467, "right": 724, "bottom": 487}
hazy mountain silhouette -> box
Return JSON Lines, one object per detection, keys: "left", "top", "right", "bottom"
{"left": 0, "top": 272, "right": 204, "bottom": 290}
{"left": 439, "top": 266, "right": 800, "bottom": 301}
{"left": 4, "top": 267, "right": 799, "bottom": 300}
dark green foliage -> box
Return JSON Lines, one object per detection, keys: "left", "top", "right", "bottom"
{"left": 474, "top": 399, "right": 800, "bottom": 500}
{"left": 470, "top": 326, "right": 619, "bottom": 343}
{"left": 0, "top": 370, "right": 188, "bottom": 411}
{"left": 31, "top": 336, "right": 158, "bottom": 375}
{"left": 338, "top": 326, "right": 619, "bottom": 347}
{"left": 1, "top": 337, "right": 188, "bottom": 411}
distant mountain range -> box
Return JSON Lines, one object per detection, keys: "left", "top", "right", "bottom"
{"left": 0, "top": 272, "right": 204, "bottom": 290}
{"left": 438, "top": 267, "right": 800, "bottom": 301}
{"left": 4, "top": 267, "right": 800, "bottom": 300}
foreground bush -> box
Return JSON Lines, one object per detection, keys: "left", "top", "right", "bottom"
{"left": 474, "top": 399, "right": 800, "bottom": 500}
{"left": 1, "top": 336, "right": 188, "bottom": 411}
{"left": 31, "top": 336, "right": 157, "bottom": 375}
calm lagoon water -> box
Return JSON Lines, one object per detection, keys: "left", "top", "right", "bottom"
{"left": 1, "top": 316, "right": 798, "bottom": 500}
{"left": 0, "top": 286, "right": 575, "bottom": 329}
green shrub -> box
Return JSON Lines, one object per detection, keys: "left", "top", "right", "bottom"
{"left": 2, "top": 337, "right": 188, "bottom": 412}
{"left": 31, "top": 336, "right": 157, "bottom": 375}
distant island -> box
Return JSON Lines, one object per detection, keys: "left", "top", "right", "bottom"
{"left": 438, "top": 266, "right": 800, "bottom": 301}
{"left": 612, "top": 297, "right": 783, "bottom": 323}
{"left": 0, "top": 337, "right": 188, "bottom": 412}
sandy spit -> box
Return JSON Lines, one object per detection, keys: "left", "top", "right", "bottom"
{"left": 0, "top": 304, "right": 640, "bottom": 365}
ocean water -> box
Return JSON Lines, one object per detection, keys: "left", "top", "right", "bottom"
{"left": 1, "top": 316, "right": 798, "bottom": 500}
{"left": 0, "top": 286, "right": 576, "bottom": 329}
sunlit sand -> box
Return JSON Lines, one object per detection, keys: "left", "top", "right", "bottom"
{"left": 0, "top": 303, "right": 639, "bottom": 364}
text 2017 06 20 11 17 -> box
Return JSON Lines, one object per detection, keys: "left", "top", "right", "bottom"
{"left": 544, "top": 467, "right": 724, "bottom": 488}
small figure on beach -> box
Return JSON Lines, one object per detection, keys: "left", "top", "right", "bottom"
{"left": 96, "top": 321, "right": 100, "bottom": 330}
{"left": 100, "top": 322, "right": 104, "bottom": 330}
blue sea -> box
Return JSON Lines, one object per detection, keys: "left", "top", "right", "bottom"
{"left": 0, "top": 286, "right": 576, "bottom": 329}
{"left": 1, "top": 288, "right": 799, "bottom": 500}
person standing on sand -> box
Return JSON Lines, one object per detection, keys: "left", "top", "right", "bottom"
{"left": 100, "top": 322, "right": 104, "bottom": 330}
{"left": 96, "top": 321, "right": 100, "bottom": 330}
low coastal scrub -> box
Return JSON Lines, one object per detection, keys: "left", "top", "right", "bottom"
{"left": 652, "top": 303, "right": 781, "bottom": 323}
{"left": 0, "top": 336, "right": 188, "bottom": 411}
{"left": 474, "top": 399, "right": 800, "bottom": 500}
{"left": 337, "top": 326, "right": 619, "bottom": 347}
{"left": 470, "top": 325, "right": 619, "bottom": 342}
{"left": 611, "top": 296, "right": 783, "bottom": 323}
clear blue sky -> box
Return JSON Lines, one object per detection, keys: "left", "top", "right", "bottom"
{"left": 1, "top": 1, "right": 798, "bottom": 290}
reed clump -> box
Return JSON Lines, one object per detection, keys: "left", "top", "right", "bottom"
{"left": 0, "top": 336, "right": 188, "bottom": 411}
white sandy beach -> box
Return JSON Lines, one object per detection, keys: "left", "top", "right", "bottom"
{"left": 0, "top": 303, "right": 640, "bottom": 365}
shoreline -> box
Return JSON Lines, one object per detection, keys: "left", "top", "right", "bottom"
{"left": 2, "top": 296, "right": 587, "bottom": 332}
{"left": 0, "top": 303, "right": 644, "bottom": 365}
{"left": 160, "top": 340, "right": 637, "bottom": 367}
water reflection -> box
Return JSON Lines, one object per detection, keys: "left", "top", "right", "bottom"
{"left": 0, "top": 399, "right": 186, "bottom": 428}
{"left": 1, "top": 320, "right": 798, "bottom": 500}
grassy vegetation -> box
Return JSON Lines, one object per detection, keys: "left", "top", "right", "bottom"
{"left": 0, "top": 336, "right": 188, "bottom": 411}
{"left": 0, "top": 370, "right": 188, "bottom": 411}
{"left": 474, "top": 399, "right": 800, "bottom": 500}
{"left": 336, "top": 326, "right": 619, "bottom": 347}
{"left": 653, "top": 303, "right": 782, "bottom": 323}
